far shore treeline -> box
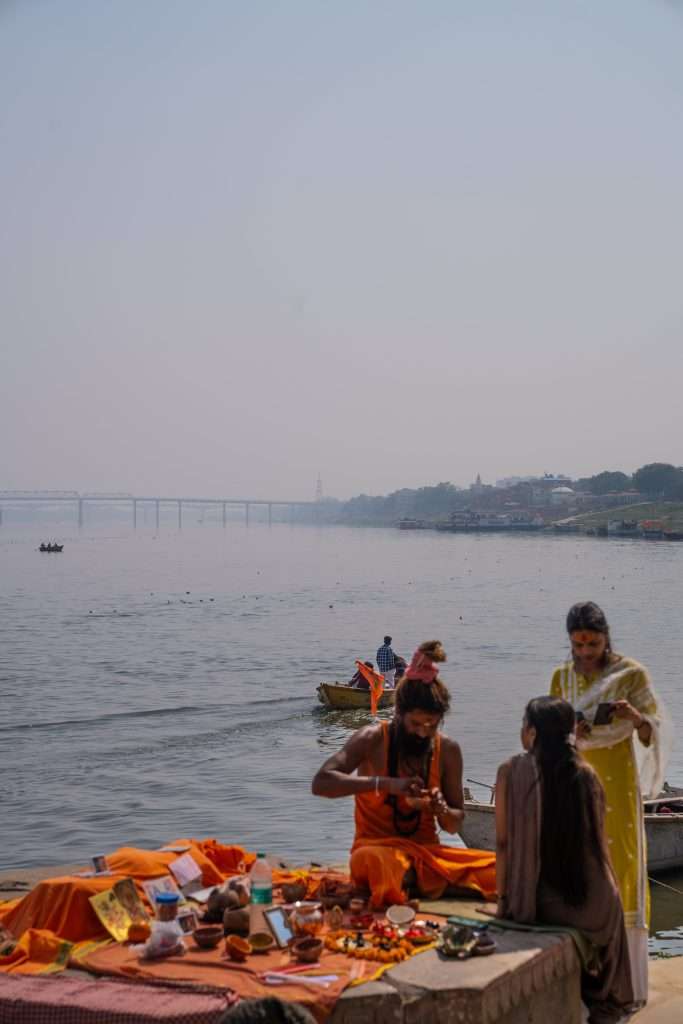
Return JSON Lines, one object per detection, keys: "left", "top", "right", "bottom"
{"left": 308, "top": 462, "right": 683, "bottom": 526}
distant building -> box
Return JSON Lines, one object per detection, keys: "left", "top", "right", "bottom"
{"left": 470, "top": 473, "right": 491, "bottom": 494}
{"left": 550, "top": 486, "right": 575, "bottom": 506}
{"left": 496, "top": 473, "right": 572, "bottom": 491}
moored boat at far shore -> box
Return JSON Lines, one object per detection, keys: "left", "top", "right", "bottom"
{"left": 460, "top": 785, "right": 683, "bottom": 874}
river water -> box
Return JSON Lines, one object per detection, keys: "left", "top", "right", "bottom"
{"left": 1, "top": 520, "right": 682, "bottom": 951}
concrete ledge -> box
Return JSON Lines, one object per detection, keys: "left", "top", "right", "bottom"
{"left": 332, "top": 928, "right": 581, "bottom": 1024}
{"left": 330, "top": 980, "right": 403, "bottom": 1023}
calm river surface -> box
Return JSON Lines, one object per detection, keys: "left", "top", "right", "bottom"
{"left": 2, "top": 521, "right": 682, "bottom": 950}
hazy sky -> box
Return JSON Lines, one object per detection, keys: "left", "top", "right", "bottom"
{"left": 2, "top": 1, "right": 683, "bottom": 500}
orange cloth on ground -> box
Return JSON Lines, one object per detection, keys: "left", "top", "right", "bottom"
{"left": 0, "top": 874, "right": 121, "bottom": 945}
{"left": 77, "top": 940, "right": 356, "bottom": 1023}
{"left": 0, "top": 839, "right": 253, "bottom": 949}
{"left": 0, "top": 928, "right": 72, "bottom": 974}
{"left": 351, "top": 722, "right": 496, "bottom": 907}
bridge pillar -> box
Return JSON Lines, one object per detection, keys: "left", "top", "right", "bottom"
{"left": 222, "top": 502, "right": 227, "bottom": 527}
{"left": 267, "top": 503, "right": 272, "bottom": 526}
{"left": 78, "top": 498, "right": 84, "bottom": 528}
{"left": 133, "top": 499, "right": 137, "bottom": 528}
{"left": 177, "top": 500, "right": 182, "bottom": 529}
{"left": 245, "top": 502, "right": 250, "bottom": 526}
{"left": 155, "top": 500, "right": 160, "bottom": 530}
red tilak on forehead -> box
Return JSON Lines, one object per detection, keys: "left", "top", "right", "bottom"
{"left": 571, "top": 631, "right": 604, "bottom": 644}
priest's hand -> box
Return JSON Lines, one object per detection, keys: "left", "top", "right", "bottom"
{"left": 385, "top": 776, "right": 424, "bottom": 797}
{"left": 427, "top": 787, "right": 449, "bottom": 817}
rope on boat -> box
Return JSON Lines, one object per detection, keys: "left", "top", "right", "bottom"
{"left": 648, "top": 875, "right": 683, "bottom": 898}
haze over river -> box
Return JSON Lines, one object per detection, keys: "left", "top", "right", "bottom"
{"left": 2, "top": 522, "right": 682, "bottom": 950}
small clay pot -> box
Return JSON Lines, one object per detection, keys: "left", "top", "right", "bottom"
{"left": 127, "top": 922, "right": 152, "bottom": 943}
{"left": 291, "top": 936, "right": 323, "bottom": 963}
{"left": 248, "top": 931, "right": 275, "bottom": 954}
{"left": 223, "top": 908, "right": 250, "bottom": 936}
{"left": 193, "top": 925, "right": 223, "bottom": 950}
{"left": 225, "top": 934, "right": 251, "bottom": 962}
{"left": 205, "top": 886, "right": 240, "bottom": 923}
{"left": 228, "top": 878, "right": 251, "bottom": 907}
{"left": 318, "top": 879, "right": 352, "bottom": 909}
{"left": 281, "top": 881, "right": 307, "bottom": 904}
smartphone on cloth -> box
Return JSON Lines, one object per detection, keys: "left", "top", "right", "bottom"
{"left": 593, "top": 702, "right": 615, "bottom": 726}
{"left": 263, "top": 906, "right": 295, "bottom": 948}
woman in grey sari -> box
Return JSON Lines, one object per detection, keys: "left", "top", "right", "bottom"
{"left": 495, "top": 697, "right": 633, "bottom": 1024}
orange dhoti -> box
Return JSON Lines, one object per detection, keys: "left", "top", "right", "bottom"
{"left": 351, "top": 837, "right": 496, "bottom": 908}
{"left": 352, "top": 723, "right": 496, "bottom": 908}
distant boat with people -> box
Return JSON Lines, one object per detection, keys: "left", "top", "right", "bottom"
{"left": 317, "top": 681, "right": 395, "bottom": 710}
{"left": 39, "top": 543, "right": 64, "bottom": 553}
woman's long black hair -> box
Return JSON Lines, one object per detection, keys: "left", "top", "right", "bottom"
{"left": 525, "top": 696, "right": 607, "bottom": 906}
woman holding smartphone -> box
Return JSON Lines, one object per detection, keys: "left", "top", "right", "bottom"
{"left": 550, "top": 601, "right": 670, "bottom": 1007}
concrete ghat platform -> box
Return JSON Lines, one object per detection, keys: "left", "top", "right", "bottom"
{"left": 332, "top": 911, "right": 581, "bottom": 1024}
{"left": 2, "top": 865, "right": 680, "bottom": 1023}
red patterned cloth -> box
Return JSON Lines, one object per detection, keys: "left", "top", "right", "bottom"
{"left": 0, "top": 974, "right": 238, "bottom": 1023}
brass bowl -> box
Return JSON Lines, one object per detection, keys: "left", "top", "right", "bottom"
{"left": 249, "top": 931, "right": 275, "bottom": 954}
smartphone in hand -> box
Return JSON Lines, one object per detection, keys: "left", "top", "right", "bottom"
{"left": 593, "top": 702, "right": 615, "bottom": 726}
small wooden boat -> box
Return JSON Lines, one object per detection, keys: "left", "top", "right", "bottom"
{"left": 460, "top": 784, "right": 683, "bottom": 874}
{"left": 317, "top": 682, "right": 395, "bottom": 711}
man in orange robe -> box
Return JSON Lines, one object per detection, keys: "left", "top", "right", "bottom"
{"left": 312, "top": 642, "right": 496, "bottom": 908}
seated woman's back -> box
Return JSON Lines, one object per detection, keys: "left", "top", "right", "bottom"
{"left": 495, "top": 697, "right": 633, "bottom": 1023}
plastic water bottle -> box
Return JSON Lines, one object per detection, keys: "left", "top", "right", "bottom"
{"left": 250, "top": 852, "right": 273, "bottom": 905}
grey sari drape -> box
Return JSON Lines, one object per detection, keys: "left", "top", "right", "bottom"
{"left": 501, "top": 752, "right": 633, "bottom": 1023}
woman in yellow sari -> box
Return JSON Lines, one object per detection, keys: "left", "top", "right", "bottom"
{"left": 550, "top": 601, "right": 671, "bottom": 1007}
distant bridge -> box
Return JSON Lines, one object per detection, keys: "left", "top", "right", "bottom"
{"left": 0, "top": 492, "right": 316, "bottom": 528}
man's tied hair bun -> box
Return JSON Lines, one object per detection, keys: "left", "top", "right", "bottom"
{"left": 405, "top": 641, "right": 447, "bottom": 684}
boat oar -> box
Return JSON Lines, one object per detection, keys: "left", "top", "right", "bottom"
{"left": 466, "top": 779, "right": 496, "bottom": 804}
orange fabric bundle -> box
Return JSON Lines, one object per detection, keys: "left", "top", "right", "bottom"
{"left": 0, "top": 928, "right": 72, "bottom": 974}
{"left": 106, "top": 839, "right": 251, "bottom": 887}
{"left": 0, "top": 874, "right": 119, "bottom": 944}
{"left": 194, "top": 839, "right": 255, "bottom": 878}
